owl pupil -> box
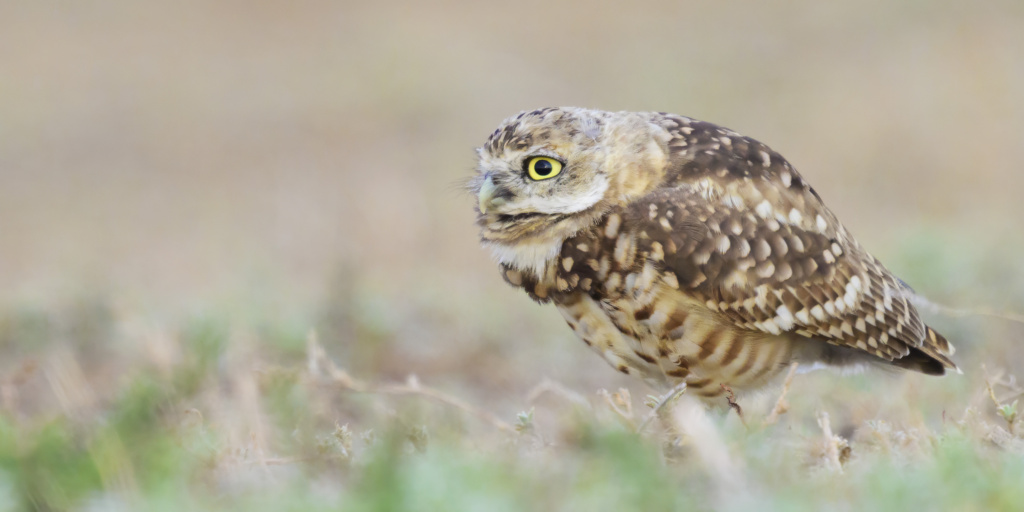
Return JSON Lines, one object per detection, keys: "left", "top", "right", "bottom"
{"left": 534, "top": 160, "right": 552, "bottom": 175}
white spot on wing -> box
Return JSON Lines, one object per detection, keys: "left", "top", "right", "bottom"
{"left": 775, "top": 305, "right": 795, "bottom": 331}
{"left": 810, "top": 305, "right": 826, "bottom": 321}
{"left": 761, "top": 318, "right": 781, "bottom": 335}
{"left": 795, "top": 308, "right": 810, "bottom": 324}
{"left": 844, "top": 281, "right": 859, "bottom": 309}
{"left": 780, "top": 170, "right": 791, "bottom": 186}
{"left": 788, "top": 208, "right": 802, "bottom": 225}
{"left": 716, "top": 236, "right": 731, "bottom": 254}
{"left": 755, "top": 286, "right": 770, "bottom": 310}
{"left": 841, "top": 322, "right": 854, "bottom": 336}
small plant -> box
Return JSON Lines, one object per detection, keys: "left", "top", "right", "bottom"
{"left": 407, "top": 424, "right": 429, "bottom": 452}
{"left": 984, "top": 367, "right": 1022, "bottom": 436}
{"left": 997, "top": 400, "right": 1018, "bottom": 435}
{"left": 515, "top": 407, "right": 535, "bottom": 435}
{"left": 316, "top": 423, "right": 354, "bottom": 458}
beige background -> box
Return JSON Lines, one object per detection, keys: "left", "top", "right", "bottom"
{"left": 2, "top": 1, "right": 1022, "bottom": 404}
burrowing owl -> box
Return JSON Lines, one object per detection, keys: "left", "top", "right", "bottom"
{"left": 472, "top": 107, "right": 957, "bottom": 401}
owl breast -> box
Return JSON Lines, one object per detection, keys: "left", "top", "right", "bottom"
{"left": 503, "top": 210, "right": 796, "bottom": 399}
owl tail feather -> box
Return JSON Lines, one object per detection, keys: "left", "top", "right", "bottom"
{"left": 892, "top": 325, "right": 960, "bottom": 376}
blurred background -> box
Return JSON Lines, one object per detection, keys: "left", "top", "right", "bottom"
{"left": 1, "top": 1, "right": 1024, "bottom": 508}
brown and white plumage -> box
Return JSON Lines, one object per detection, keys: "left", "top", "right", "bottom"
{"left": 472, "top": 107, "right": 957, "bottom": 401}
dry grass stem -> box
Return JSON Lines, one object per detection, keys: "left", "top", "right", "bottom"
{"left": 764, "top": 362, "right": 800, "bottom": 426}
{"left": 611, "top": 388, "right": 633, "bottom": 418}
{"left": 909, "top": 294, "right": 1024, "bottom": 326}
{"left": 983, "top": 367, "right": 1002, "bottom": 408}
{"left": 817, "top": 412, "right": 844, "bottom": 473}
{"left": 987, "top": 372, "right": 1024, "bottom": 404}
{"left": 307, "top": 332, "right": 516, "bottom": 434}
{"left": 598, "top": 388, "right": 636, "bottom": 428}
{"left": 526, "top": 377, "right": 591, "bottom": 409}
{"left": 983, "top": 366, "right": 1019, "bottom": 435}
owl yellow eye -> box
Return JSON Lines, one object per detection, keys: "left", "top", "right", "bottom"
{"left": 526, "top": 157, "right": 563, "bottom": 181}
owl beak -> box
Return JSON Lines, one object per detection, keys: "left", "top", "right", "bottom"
{"left": 478, "top": 175, "right": 506, "bottom": 214}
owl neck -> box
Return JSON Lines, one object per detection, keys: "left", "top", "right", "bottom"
{"left": 487, "top": 237, "right": 563, "bottom": 282}
{"left": 495, "top": 208, "right": 635, "bottom": 304}
{"left": 485, "top": 198, "right": 615, "bottom": 282}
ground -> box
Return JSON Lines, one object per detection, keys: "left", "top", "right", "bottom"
{"left": 0, "top": 260, "right": 1022, "bottom": 510}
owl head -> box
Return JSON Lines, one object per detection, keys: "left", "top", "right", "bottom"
{"left": 472, "top": 108, "right": 673, "bottom": 273}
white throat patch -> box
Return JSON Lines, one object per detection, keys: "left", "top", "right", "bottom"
{"left": 486, "top": 238, "right": 563, "bottom": 280}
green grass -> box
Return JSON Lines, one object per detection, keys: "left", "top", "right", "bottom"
{"left": 0, "top": 300, "right": 1021, "bottom": 511}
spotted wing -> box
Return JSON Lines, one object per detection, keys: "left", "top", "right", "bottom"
{"left": 634, "top": 119, "right": 956, "bottom": 372}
